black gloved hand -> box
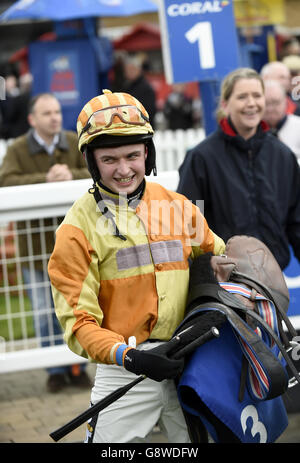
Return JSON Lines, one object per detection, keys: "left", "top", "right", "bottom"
{"left": 123, "top": 342, "right": 184, "bottom": 382}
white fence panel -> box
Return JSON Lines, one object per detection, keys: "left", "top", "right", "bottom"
{"left": 154, "top": 128, "right": 204, "bottom": 171}
{"left": 0, "top": 129, "right": 205, "bottom": 172}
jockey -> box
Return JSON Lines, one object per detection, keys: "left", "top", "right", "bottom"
{"left": 48, "top": 89, "right": 225, "bottom": 443}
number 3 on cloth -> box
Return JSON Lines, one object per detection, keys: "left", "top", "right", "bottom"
{"left": 241, "top": 405, "right": 267, "bottom": 443}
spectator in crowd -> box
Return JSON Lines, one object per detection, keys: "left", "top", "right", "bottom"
{"left": 263, "top": 79, "right": 300, "bottom": 158}
{"left": 48, "top": 89, "right": 225, "bottom": 443}
{"left": 163, "top": 83, "right": 194, "bottom": 130}
{"left": 177, "top": 67, "right": 300, "bottom": 271}
{"left": 121, "top": 53, "right": 157, "bottom": 128}
{"left": 0, "top": 71, "right": 30, "bottom": 139}
{"left": 282, "top": 54, "right": 300, "bottom": 78}
{"left": 260, "top": 60, "right": 300, "bottom": 116}
{"left": 110, "top": 53, "right": 126, "bottom": 93}
{"left": 279, "top": 38, "right": 300, "bottom": 59}
{"left": 0, "top": 93, "right": 91, "bottom": 392}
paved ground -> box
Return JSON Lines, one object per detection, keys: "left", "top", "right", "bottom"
{"left": 0, "top": 364, "right": 167, "bottom": 444}
{"left": 0, "top": 364, "right": 299, "bottom": 444}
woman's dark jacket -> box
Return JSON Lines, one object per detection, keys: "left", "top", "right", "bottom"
{"left": 177, "top": 118, "right": 300, "bottom": 270}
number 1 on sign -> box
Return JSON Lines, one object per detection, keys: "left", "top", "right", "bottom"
{"left": 185, "top": 22, "right": 215, "bottom": 70}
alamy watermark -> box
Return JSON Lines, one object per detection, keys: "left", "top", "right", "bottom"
{"left": 291, "top": 336, "right": 300, "bottom": 361}
{"left": 94, "top": 197, "right": 206, "bottom": 245}
{"left": 0, "top": 76, "right": 6, "bottom": 100}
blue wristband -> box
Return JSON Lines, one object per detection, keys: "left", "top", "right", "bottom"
{"left": 115, "top": 344, "right": 129, "bottom": 366}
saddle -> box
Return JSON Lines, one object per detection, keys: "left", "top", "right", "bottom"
{"left": 178, "top": 235, "right": 300, "bottom": 401}
{"left": 175, "top": 235, "right": 300, "bottom": 442}
{"left": 211, "top": 235, "right": 293, "bottom": 341}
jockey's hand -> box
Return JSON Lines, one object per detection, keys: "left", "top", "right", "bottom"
{"left": 123, "top": 343, "right": 184, "bottom": 382}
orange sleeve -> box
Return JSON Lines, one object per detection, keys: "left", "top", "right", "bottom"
{"left": 73, "top": 321, "right": 127, "bottom": 364}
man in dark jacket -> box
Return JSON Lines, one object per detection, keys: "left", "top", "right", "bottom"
{"left": 122, "top": 53, "right": 157, "bottom": 128}
{"left": 0, "top": 93, "right": 91, "bottom": 392}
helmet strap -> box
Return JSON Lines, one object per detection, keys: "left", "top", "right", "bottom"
{"left": 84, "top": 146, "right": 126, "bottom": 241}
{"left": 88, "top": 184, "right": 127, "bottom": 241}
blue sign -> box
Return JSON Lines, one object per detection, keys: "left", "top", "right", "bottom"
{"left": 29, "top": 39, "right": 99, "bottom": 131}
{"left": 158, "top": 0, "right": 240, "bottom": 83}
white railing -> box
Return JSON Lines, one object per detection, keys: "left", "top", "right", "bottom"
{"left": 0, "top": 172, "right": 179, "bottom": 373}
{"left": 154, "top": 128, "right": 204, "bottom": 171}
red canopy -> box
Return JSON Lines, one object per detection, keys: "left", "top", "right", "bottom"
{"left": 113, "top": 22, "right": 161, "bottom": 51}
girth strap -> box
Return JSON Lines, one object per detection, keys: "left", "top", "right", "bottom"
{"left": 230, "top": 270, "right": 297, "bottom": 346}
{"left": 186, "top": 280, "right": 300, "bottom": 391}
{"left": 219, "top": 282, "right": 281, "bottom": 400}
{"left": 219, "top": 282, "right": 279, "bottom": 348}
{"left": 183, "top": 302, "right": 292, "bottom": 400}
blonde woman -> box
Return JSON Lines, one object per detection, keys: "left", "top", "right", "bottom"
{"left": 177, "top": 67, "right": 300, "bottom": 270}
